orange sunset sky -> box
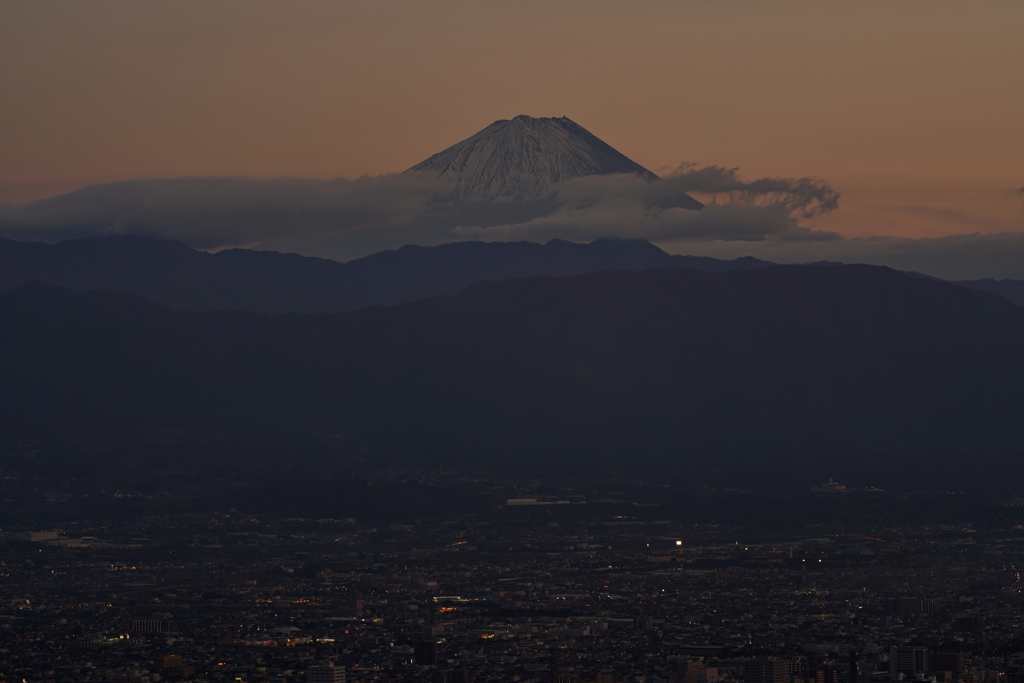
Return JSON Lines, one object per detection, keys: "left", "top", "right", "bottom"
{"left": 2, "top": 0, "right": 1022, "bottom": 242}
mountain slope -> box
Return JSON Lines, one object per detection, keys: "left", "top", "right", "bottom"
{"left": 407, "top": 115, "right": 698, "bottom": 205}
{"left": 956, "top": 278, "right": 1024, "bottom": 306}
{"left": 0, "top": 236, "right": 771, "bottom": 314}
{"left": 2, "top": 235, "right": 1020, "bottom": 315}
{"left": 2, "top": 266, "right": 1023, "bottom": 489}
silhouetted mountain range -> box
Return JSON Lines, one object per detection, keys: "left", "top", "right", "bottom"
{"left": 3, "top": 265, "right": 1023, "bottom": 490}
{"left": 0, "top": 236, "right": 771, "bottom": 314}
{"left": 947, "top": 277, "right": 1024, "bottom": 306}
{"left": 3, "top": 235, "right": 1022, "bottom": 315}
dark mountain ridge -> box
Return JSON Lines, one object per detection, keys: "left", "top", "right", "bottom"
{"left": 939, "top": 277, "right": 1024, "bottom": 306}
{"left": 3, "top": 235, "right": 1022, "bottom": 316}
{"left": 3, "top": 265, "right": 1024, "bottom": 490}
{"left": 0, "top": 235, "right": 772, "bottom": 314}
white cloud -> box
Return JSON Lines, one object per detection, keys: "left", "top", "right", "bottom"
{"left": 0, "top": 166, "right": 840, "bottom": 260}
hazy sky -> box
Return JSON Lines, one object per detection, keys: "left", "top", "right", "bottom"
{"left": 2, "top": 0, "right": 1023, "bottom": 242}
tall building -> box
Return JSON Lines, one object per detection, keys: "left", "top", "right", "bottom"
{"left": 931, "top": 653, "right": 964, "bottom": 673}
{"left": 549, "top": 674, "right": 581, "bottom": 683}
{"left": 954, "top": 615, "right": 985, "bottom": 633}
{"left": 130, "top": 619, "right": 177, "bottom": 633}
{"left": 307, "top": 660, "right": 345, "bottom": 683}
{"left": 745, "top": 659, "right": 789, "bottom": 683}
{"left": 891, "top": 598, "right": 934, "bottom": 615}
{"left": 810, "top": 478, "right": 847, "bottom": 493}
{"left": 14, "top": 531, "right": 60, "bottom": 542}
{"left": 812, "top": 665, "right": 836, "bottom": 683}
{"left": 679, "top": 660, "right": 704, "bottom": 683}
{"left": 415, "top": 640, "right": 439, "bottom": 666}
{"left": 891, "top": 647, "right": 930, "bottom": 678}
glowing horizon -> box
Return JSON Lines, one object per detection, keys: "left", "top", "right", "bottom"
{"left": 2, "top": 0, "right": 1022, "bottom": 245}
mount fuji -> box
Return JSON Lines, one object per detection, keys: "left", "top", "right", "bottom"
{"left": 408, "top": 115, "right": 701, "bottom": 209}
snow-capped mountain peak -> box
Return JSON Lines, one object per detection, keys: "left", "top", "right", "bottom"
{"left": 407, "top": 115, "right": 660, "bottom": 201}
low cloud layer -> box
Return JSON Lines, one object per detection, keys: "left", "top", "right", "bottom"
{"left": 3, "top": 168, "right": 1024, "bottom": 280}
{"left": 449, "top": 172, "right": 840, "bottom": 245}
{"left": 0, "top": 167, "right": 839, "bottom": 259}
{"left": 664, "top": 163, "right": 840, "bottom": 218}
{"left": 668, "top": 184, "right": 1024, "bottom": 280}
{"left": 0, "top": 175, "right": 435, "bottom": 250}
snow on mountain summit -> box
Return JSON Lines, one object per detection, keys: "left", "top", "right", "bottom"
{"left": 407, "top": 116, "right": 661, "bottom": 201}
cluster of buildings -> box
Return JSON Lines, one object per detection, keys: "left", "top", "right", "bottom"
{"left": 2, "top": 504, "right": 1024, "bottom": 683}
